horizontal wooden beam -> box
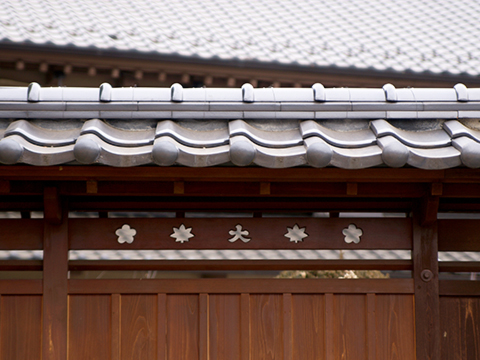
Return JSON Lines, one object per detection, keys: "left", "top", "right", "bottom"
{"left": 0, "top": 260, "right": 43, "bottom": 271}
{"left": 68, "top": 259, "right": 412, "bottom": 272}
{"left": 3, "top": 218, "right": 480, "bottom": 252}
{"left": 68, "top": 278, "right": 414, "bottom": 294}
{"left": 0, "top": 258, "right": 414, "bottom": 272}
{"left": 439, "top": 280, "right": 480, "bottom": 296}
{"left": 0, "top": 166, "right": 454, "bottom": 183}
{"left": 0, "top": 279, "right": 43, "bottom": 294}
{"left": 68, "top": 199, "right": 414, "bottom": 212}
{"left": 438, "top": 220, "right": 480, "bottom": 251}
{"left": 438, "top": 261, "right": 480, "bottom": 273}
{"left": 0, "top": 219, "right": 43, "bottom": 249}
{"left": 69, "top": 217, "right": 412, "bottom": 250}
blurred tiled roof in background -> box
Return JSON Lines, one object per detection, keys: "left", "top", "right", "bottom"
{"left": 1, "top": 0, "right": 480, "bottom": 77}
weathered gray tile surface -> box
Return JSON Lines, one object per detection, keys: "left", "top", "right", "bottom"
{"left": 1, "top": 0, "right": 480, "bottom": 76}
{"left": 1, "top": 83, "right": 480, "bottom": 169}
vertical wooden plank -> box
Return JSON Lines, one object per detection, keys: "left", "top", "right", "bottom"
{"left": 0, "top": 294, "right": 1, "bottom": 356}
{"left": 241, "top": 293, "right": 250, "bottom": 360}
{"left": 111, "top": 294, "right": 121, "bottom": 360}
{"left": 209, "top": 295, "right": 241, "bottom": 360}
{"left": 333, "top": 294, "right": 367, "bottom": 360}
{"left": 324, "top": 293, "right": 334, "bottom": 360}
{"left": 283, "top": 293, "right": 292, "bottom": 360}
{"left": 250, "top": 294, "right": 283, "bottom": 360}
{"left": 199, "top": 294, "right": 209, "bottom": 360}
{"left": 366, "top": 294, "right": 376, "bottom": 360}
{"left": 121, "top": 295, "right": 157, "bottom": 360}
{"left": 68, "top": 295, "right": 111, "bottom": 360}
{"left": 292, "top": 294, "right": 324, "bottom": 359}
{"left": 43, "top": 189, "right": 68, "bottom": 360}
{"left": 167, "top": 295, "right": 199, "bottom": 360}
{"left": 157, "top": 294, "right": 166, "bottom": 360}
{"left": 376, "top": 294, "right": 415, "bottom": 359}
{"left": 440, "top": 297, "right": 480, "bottom": 360}
{"left": 1, "top": 295, "right": 42, "bottom": 359}
{"left": 413, "top": 212, "right": 440, "bottom": 360}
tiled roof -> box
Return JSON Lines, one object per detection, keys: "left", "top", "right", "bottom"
{"left": 1, "top": 0, "right": 480, "bottom": 77}
{"left": 1, "top": 83, "right": 480, "bottom": 169}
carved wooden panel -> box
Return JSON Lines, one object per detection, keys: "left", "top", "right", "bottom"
{"left": 0, "top": 295, "right": 42, "bottom": 360}
{"left": 68, "top": 295, "right": 111, "bottom": 360}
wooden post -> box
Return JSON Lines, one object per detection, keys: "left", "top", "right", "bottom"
{"left": 413, "top": 208, "right": 440, "bottom": 360}
{"left": 42, "top": 187, "right": 68, "bottom": 360}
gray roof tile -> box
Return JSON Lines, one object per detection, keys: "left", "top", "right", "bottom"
{"left": 4, "top": 0, "right": 480, "bottom": 77}
{"left": 1, "top": 84, "right": 480, "bottom": 169}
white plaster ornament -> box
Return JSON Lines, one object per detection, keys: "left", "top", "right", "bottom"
{"left": 343, "top": 224, "right": 363, "bottom": 244}
{"left": 116, "top": 224, "right": 137, "bottom": 244}
{"left": 284, "top": 224, "right": 308, "bottom": 243}
{"left": 228, "top": 224, "right": 251, "bottom": 243}
{"left": 170, "top": 224, "right": 194, "bottom": 243}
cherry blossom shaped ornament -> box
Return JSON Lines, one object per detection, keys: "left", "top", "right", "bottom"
{"left": 170, "top": 224, "right": 194, "bottom": 243}
{"left": 343, "top": 224, "right": 363, "bottom": 244}
{"left": 116, "top": 224, "right": 137, "bottom": 244}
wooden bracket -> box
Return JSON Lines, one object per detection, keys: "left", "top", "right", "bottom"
{"left": 174, "top": 181, "right": 185, "bottom": 194}
{"left": 260, "top": 182, "right": 271, "bottom": 195}
{"left": 347, "top": 182, "right": 358, "bottom": 196}
{"left": 420, "top": 195, "right": 439, "bottom": 226}
{"left": 0, "top": 180, "right": 10, "bottom": 193}
{"left": 86, "top": 180, "right": 98, "bottom": 194}
{"left": 431, "top": 182, "right": 443, "bottom": 196}
{"left": 44, "top": 187, "right": 62, "bottom": 225}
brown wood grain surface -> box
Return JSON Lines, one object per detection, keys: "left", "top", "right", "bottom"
{"left": 120, "top": 295, "right": 157, "bottom": 360}
{"left": 199, "top": 294, "right": 209, "bottom": 360}
{"left": 157, "top": 294, "right": 167, "bottom": 360}
{"left": 0, "top": 219, "right": 43, "bottom": 249}
{"left": 291, "top": 294, "right": 325, "bottom": 359}
{"left": 438, "top": 220, "right": 480, "bottom": 251}
{"left": 42, "top": 197, "right": 69, "bottom": 360}
{"left": 0, "top": 165, "right": 450, "bottom": 182}
{"left": 111, "top": 294, "right": 121, "bottom": 360}
{"left": 250, "top": 294, "right": 284, "bottom": 360}
{"left": 68, "top": 278, "right": 414, "bottom": 295}
{"left": 375, "top": 294, "right": 415, "bottom": 360}
{"left": 325, "top": 293, "right": 335, "bottom": 360}
{"left": 366, "top": 294, "right": 376, "bottom": 360}
{"left": 413, "top": 213, "right": 440, "bottom": 360}
{"left": 283, "top": 294, "right": 293, "bottom": 360}
{"left": 209, "top": 295, "right": 241, "bottom": 360}
{"left": 0, "top": 279, "right": 42, "bottom": 294}
{"left": 333, "top": 294, "right": 367, "bottom": 360}
{"left": 166, "top": 295, "right": 199, "bottom": 360}
{"left": 68, "top": 259, "right": 413, "bottom": 272}
{"left": 439, "top": 281, "right": 480, "bottom": 296}
{"left": 68, "top": 295, "right": 111, "bottom": 360}
{"left": 241, "top": 293, "right": 251, "bottom": 360}
{"left": 69, "top": 217, "right": 412, "bottom": 250}
{"left": 440, "top": 297, "right": 480, "bottom": 360}
{"left": 0, "top": 295, "right": 42, "bottom": 360}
